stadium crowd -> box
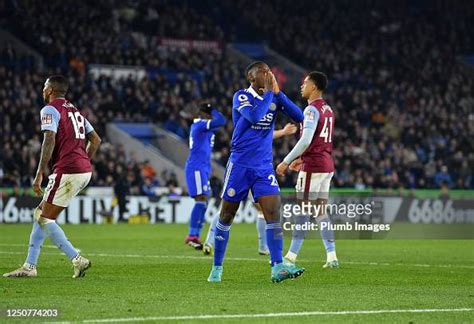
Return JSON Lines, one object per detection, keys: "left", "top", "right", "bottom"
{"left": 197, "top": 0, "right": 474, "bottom": 189}
{"left": 1, "top": 0, "right": 473, "bottom": 192}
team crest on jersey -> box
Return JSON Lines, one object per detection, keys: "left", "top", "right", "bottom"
{"left": 269, "top": 103, "right": 277, "bottom": 111}
{"left": 227, "top": 188, "right": 236, "bottom": 197}
{"left": 41, "top": 114, "right": 53, "bottom": 125}
{"left": 306, "top": 111, "right": 315, "bottom": 121}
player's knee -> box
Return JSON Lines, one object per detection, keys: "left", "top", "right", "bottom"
{"left": 267, "top": 210, "right": 280, "bottom": 222}
{"left": 219, "top": 210, "right": 234, "bottom": 224}
{"left": 260, "top": 205, "right": 280, "bottom": 221}
{"left": 314, "top": 198, "right": 328, "bottom": 217}
{"left": 220, "top": 202, "right": 239, "bottom": 224}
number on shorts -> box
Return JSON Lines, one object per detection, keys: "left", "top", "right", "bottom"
{"left": 268, "top": 174, "right": 278, "bottom": 186}
{"left": 68, "top": 112, "right": 85, "bottom": 139}
{"left": 319, "top": 117, "right": 333, "bottom": 143}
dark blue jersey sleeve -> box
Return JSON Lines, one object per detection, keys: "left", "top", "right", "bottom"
{"left": 208, "top": 109, "right": 227, "bottom": 130}
{"left": 233, "top": 90, "right": 274, "bottom": 124}
{"left": 277, "top": 91, "right": 304, "bottom": 123}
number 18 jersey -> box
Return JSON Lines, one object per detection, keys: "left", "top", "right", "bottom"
{"left": 40, "top": 98, "right": 94, "bottom": 174}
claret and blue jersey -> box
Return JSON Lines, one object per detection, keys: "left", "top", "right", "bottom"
{"left": 185, "top": 109, "right": 226, "bottom": 197}
{"left": 221, "top": 87, "right": 304, "bottom": 202}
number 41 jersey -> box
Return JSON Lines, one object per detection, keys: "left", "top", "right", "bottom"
{"left": 40, "top": 98, "right": 94, "bottom": 174}
{"left": 301, "top": 98, "right": 335, "bottom": 173}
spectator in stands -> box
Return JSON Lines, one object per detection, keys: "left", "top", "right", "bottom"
{"left": 434, "top": 166, "right": 454, "bottom": 188}
{"left": 1, "top": 0, "right": 473, "bottom": 193}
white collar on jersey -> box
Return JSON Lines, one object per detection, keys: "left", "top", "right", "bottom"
{"left": 193, "top": 118, "right": 210, "bottom": 123}
{"left": 247, "top": 86, "right": 263, "bottom": 100}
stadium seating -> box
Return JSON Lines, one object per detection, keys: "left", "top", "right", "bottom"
{"left": 1, "top": 0, "right": 472, "bottom": 191}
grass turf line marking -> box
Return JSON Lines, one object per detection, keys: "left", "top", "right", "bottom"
{"left": 47, "top": 308, "right": 474, "bottom": 323}
{"left": 1, "top": 248, "right": 473, "bottom": 269}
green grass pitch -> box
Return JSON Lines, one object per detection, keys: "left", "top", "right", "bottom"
{"left": 0, "top": 224, "right": 473, "bottom": 323}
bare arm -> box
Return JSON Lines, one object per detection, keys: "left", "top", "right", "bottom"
{"left": 32, "top": 131, "right": 56, "bottom": 196}
{"left": 273, "top": 123, "right": 297, "bottom": 139}
{"left": 86, "top": 130, "right": 101, "bottom": 160}
{"left": 36, "top": 131, "right": 56, "bottom": 176}
{"left": 273, "top": 129, "right": 286, "bottom": 140}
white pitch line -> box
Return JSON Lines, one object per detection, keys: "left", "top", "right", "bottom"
{"left": 46, "top": 308, "right": 474, "bottom": 323}
{"left": 1, "top": 245, "right": 473, "bottom": 269}
{"left": 0, "top": 243, "right": 57, "bottom": 249}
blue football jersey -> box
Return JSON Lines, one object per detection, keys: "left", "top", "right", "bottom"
{"left": 229, "top": 87, "right": 304, "bottom": 168}
{"left": 187, "top": 119, "right": 216, "bottom": 171}
{"left": 186, "top": 109, "right": 226, "bottom": 171}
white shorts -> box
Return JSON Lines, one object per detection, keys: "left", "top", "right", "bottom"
{"left": 295, "top": 171, "right": 334, "bottom": 200}
{"left": 44, "top": 172, "right": 92, "bottom": 207}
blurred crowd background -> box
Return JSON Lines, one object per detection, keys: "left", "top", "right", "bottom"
{"left": 1, "top": 0, "right": 473, "bottom": 196}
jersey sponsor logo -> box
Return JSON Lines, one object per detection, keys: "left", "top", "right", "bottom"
{"left": 227, "top": 188, "right": 236, "bottom": 197}
{"left": 259, "top": 113, "right": 274, "bottom": 123}
{"left": 41, "top": 114, "right": 53, "bottom": 125}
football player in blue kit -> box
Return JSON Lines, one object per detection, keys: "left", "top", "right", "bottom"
{"left": 202, "top": 123, "right": 298, "bottom": 256}
{"left": 207, "top": 61, "right": 306, "bottom": 283}
{"left": 185, "top": 103, "right": 226, "bottom": 249}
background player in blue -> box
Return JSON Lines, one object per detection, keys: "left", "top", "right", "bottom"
{"left": 185, "top": 103, "right": 226, "bottom": 249}
{"left": 207, "top": 61, "right": 305, "bottom": 283}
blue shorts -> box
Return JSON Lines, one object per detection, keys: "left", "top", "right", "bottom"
{"left": 185, "top": 166, "right": 211, "bottom": 197}
{"left": 221, "top": 161, "right": 280, "bottom": 203}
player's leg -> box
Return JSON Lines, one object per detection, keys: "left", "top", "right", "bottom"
{"left": 253, "top": 199, "right": 269, "bottom": 255}
{"left": 185, "top": 168, "right": 210, "bottom": 249}
{"left": 253, "top": 167, "right": 304, "bottom": 282}
{"left": 316, "top": 172, "right": 338, "bottom": 268}
{"left": 196, "top": 173, "right": 212, "bottom": 238}
{"left": 42, "top": 172, "right": 92, "bottom": 278}
{"left": 208, "top": 162, "right": 249, "bottom": 282}
{"left": 257, "top": 195, "right": 283, "bottom": 265}
{"left": 186, "top": 195, "right": 208, "bottom": 249}
{"left": 285, "top": 171, "right": 317, "bottom": 263}
{"left": 203, "top": 211, "right": 218, "bottom": 255}
{"left": 208, "top": 199, "right": 240, "bottom": 282}
{"left": 3, "top": 202, "right": 46, "bottom": 277}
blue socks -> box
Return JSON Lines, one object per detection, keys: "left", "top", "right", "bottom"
{"left": 188, "top": 201, "right": 207, "bottom": 237}
{"left": 44, "top": 222, "right": 79, "bottom": 260}
{"left": 213, "top": 220, "right": 231, "bottom": 266}
{"left": 266, "top": 221, "right": 283, "bottom": 266}
{"left": 25, "top": 221, "right": 47, "bottom": 266}
{"left": 319, "top": 215, "right": 336, "bottom": 253}
{"left": 256, "top": 216, "right": 268, "bottom": 252}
